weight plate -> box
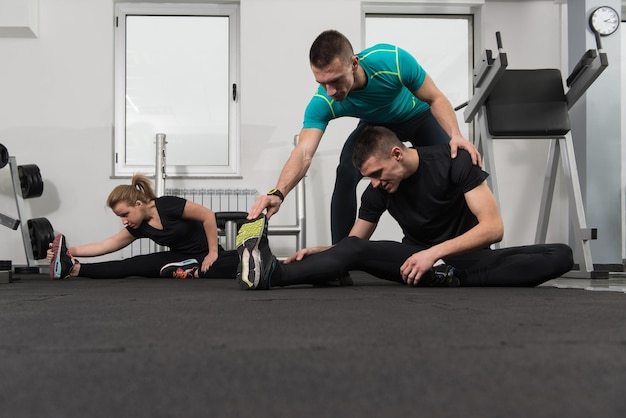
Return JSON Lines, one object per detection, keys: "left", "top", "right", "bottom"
{"left": 0, "top": 144, "right": 8, "bottom": 169}
{"left": 28, "top": 217, "right": 55, "bottom": 259}
{"left": 18, "top": 164, "right": 44, "bottom": 199}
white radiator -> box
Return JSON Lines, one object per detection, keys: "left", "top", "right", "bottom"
{"left": 121, "top": 188, "right": 258, "bottom": 257}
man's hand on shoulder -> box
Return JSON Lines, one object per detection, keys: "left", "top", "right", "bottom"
{"left": 449, "top": 134, "right": 482, "bottom": 167}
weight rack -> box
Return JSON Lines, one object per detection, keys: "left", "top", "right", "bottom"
{"left": 1, "top": 145, "right": 54, "bottom": 274}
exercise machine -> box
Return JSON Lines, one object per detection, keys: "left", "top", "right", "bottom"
{"left": 461, "top": 32, "right": 609, "bottom": 279}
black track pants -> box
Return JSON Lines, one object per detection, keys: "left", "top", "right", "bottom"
{"left": 279, "top": 236, "right": 573, "bottom": 287}
{"left": 77, "top": 249, "right": 239, "bottom": 279}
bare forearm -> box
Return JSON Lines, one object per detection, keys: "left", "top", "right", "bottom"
{"left": 429, "top": 96, "right": 462, "bottom": 139}
{"left": 273, "top": 128, "right": 322, "bottom": 196}
{"left": 70, "top": 242, "right": 119, "bottom": 257}
{"left": 248, "top": 129, "right": 321, "bottom": 220}
{"left": 203, "top": 220, "right": 220, "bottom": 255}
{"left": 275, "top": 145, "right": 313, "bottom": 197}
{"left": 430, "top": 95, "right": 481, "bottom": 165}
{"left": 69, "top": 230, "right": 134, "bottom": 257}
{"left": 428, "top": 222, "right": 503, "bottom": 262}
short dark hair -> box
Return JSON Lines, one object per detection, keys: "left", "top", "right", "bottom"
{"left": 352, "top": 126, "right": 406, "bottom": 169}
{"left": 309, "top": 30, "right": 354, "bottom": 68}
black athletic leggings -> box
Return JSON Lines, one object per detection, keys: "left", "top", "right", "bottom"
{"left": 330, "top": 110, "right": 450, "bottom": 244}
{"left": 77, "top": 248, "right": 239, "bottom": 279}
{"left": 279, "top": 236, "right": 574, "bottom": 287}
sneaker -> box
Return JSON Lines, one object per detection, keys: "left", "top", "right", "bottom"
{"left": 235, "top": 215, "right": 276, "bottom": 290}
{"left": 50, "top": 234, "right": 75, "bottom": 280}
{"left": 160, "top": 259, "right": 199, "bottom": 279}
{"left": 420, "top": 264, "right": 460, "bottom": 287}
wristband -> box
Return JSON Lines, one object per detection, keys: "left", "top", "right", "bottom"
{"left": 267, "top": 188, "right": 285, "bottom": 202}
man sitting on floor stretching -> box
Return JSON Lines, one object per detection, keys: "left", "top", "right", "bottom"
{"left": 235, "top": 125, "right": 573, "bottom": 289}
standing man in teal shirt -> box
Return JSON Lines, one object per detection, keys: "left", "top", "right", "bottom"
{"left": 249, "top": 29, "right": 480, "bottom": 244}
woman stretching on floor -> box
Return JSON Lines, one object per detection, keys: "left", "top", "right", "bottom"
{"left": 47, "top": 173, "right": 239, "bottom": 280}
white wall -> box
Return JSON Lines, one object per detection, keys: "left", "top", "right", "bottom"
{"left": 0, "top": 0, "right": 602, "bottom": 266}
{"left": 0, "top": 0, "right": 120, "bottom": 264}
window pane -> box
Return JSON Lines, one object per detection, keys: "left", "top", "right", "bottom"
{"left": 125, "top": 15, "right": 230, "bottom": 167}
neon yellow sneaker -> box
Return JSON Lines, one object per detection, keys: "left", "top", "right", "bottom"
{"left": 236, "top": 215, "right": 275, "bottom": 290}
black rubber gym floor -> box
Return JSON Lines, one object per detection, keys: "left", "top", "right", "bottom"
{"left": 1, "top": 272, "right": 625, "bottom": 418}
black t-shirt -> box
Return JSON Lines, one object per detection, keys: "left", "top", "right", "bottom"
{"left": 358, "top": 145, "right": 489, "bottom": 248}
{"left": 127, "top": 196, "right": 208, "bottom": 254}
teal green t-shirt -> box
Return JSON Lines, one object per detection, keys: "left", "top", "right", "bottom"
{"left": 303, "top": 44, "right": 430, "bottom": 131}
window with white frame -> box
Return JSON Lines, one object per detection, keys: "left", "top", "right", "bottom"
{"left": 114, "top": 3, "right": 240, "bottom": 178}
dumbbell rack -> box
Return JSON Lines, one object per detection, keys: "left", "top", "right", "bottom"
{"left": 1, "top": 156, "right": 46, "bottom": 273}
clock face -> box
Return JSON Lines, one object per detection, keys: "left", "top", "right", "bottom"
{"left": 590, "top": 6, "right": 620, "bottom": 36}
